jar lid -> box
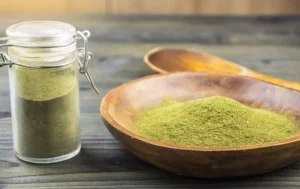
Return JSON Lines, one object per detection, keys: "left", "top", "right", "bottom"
{"left": 6, "top": 21, "right": 77, "bottom": 47}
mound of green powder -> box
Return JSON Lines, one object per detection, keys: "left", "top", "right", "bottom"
{"left": 136, "top": 96, "right": 297, "bottom": 147}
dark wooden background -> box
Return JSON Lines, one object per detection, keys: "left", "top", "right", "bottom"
{"left": 0, "top": 14, "right": 300, "bottom": 188}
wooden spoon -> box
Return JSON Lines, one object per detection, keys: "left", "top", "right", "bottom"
{"left": 144, "top": 47, "right": 300, "bottom": 91}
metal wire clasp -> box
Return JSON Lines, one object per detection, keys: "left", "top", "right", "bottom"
{"left": 0, "top": 37, "right": 13, "bottom": 68}
{"left": 76, "top": 31, "right": 100, "bottom": 95}
{"left": 0, "top": 52, "right": 13, "bottom": 68}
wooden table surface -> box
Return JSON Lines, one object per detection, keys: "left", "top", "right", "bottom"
{"left": 0, "top": 14, "right": 300, "bottom": 189}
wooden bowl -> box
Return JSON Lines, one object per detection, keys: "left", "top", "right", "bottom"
{"left": 101, "top": 72, "right": 300, "bottom": 178}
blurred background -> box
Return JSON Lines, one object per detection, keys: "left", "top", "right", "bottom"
{"left": 1, "top": 0, "right": 300, "bottom": 15}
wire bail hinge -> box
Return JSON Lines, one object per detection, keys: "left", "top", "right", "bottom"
{"left": 76, "top": 31, "right": 100, "bottom": 95}
{"left": 0, "top": 52, "right": 13, "bottom": 68}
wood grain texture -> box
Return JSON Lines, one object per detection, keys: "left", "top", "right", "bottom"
{"left": 193, "top": 0, "right": 300, "bottom": 15}
{"left": 0, "top": 0, "right": 107, "bottom": 13}
{"left": 0, "top": 14, "right": 299, "bottom": 187}
{"left": 1, "top": 0, "right": 300, "bottom": 15}
{"left": 108, "top": 0, "right": 300, "bottom": 15}
{"left": 108, "top": 0, "right": 196, "bottom": 15}
{"left": 68, "top": 0, "right": 107, "bottom": 13}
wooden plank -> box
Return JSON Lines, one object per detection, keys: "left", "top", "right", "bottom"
{"left": 194, "top": 0, "right": 300, "bottom": 15}
{"left": 108, "top": 0, "right": 196, "bottom": 15}
{"left": 1, "top": 0, "right": 300, "bottom": 15}
{"left": 0, "top": 0, "right": 68, "bottom": 13}
{"left": 0, "top": 0, "right": 107, "bottom": 13}
{"left": 93, "top": 0, "right": 300, "bottom": 15}
{"left": 2, "top": 15, "right": 300, "bottom": 45}
{"left": 1, "top": 14, "right": 300, "bottom": 29}
{"left": 68, "top": 0, "right": 107, "bottom": 13}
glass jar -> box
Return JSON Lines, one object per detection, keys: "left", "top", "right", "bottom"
{"left": 0, "top": 21, "right": 98, "bottom": 164}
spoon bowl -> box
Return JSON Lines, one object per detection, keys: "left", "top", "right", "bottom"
{"left": 144, "top": 48, "right": 300, "bottom": 91}
{"left": 101, "top": 72, "right": 300, "bottom": 178}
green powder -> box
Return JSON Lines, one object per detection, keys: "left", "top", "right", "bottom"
{"left": 9, "top": 63, "right": 80, "bottom": 159}
{"left": 136, "top": 96, "right": 298, "bottom": 147}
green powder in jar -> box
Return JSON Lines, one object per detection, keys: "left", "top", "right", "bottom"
{"left": 136, "top": 96, "right": 298, "bottom": 147}
{"left": 10, "top": 63, "right": 80, "bottom": 158}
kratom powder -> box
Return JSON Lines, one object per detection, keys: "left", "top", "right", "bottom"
{"left": 14, "top": 87, "right": 80, "bottom": 158}
{"left": 9, "top": 63, "right": 80, "bottom": 159}
{"left": 136, "top": 96, "right": 298, "bottom": 147}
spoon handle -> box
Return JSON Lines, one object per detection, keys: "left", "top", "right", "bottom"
{"left": 203, "top": 54, "right": 300, "bottom": 91}
{"left": 195, "top": 51, "right": 300, "bottom": 91}
{"left": 241, "top": 68, "right": 300, "bottom": 91}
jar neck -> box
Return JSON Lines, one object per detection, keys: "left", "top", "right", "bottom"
{"left": 8, "top": 42, "right": 77, "bottom": 67}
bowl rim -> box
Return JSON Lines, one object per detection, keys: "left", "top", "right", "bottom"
{"left": 101, "top": 72, "right": 300, "bottom": 152}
